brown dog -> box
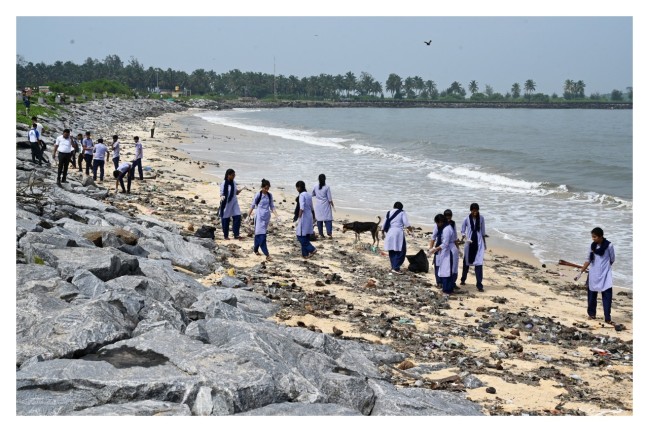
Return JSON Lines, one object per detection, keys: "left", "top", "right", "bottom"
{"left": 342, "top": 216, "right": 382, "bottom": 246}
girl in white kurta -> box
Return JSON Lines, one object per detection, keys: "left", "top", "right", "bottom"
{"left": 430, "top": 214, "right": 459, "bottom": 294}
{"left": 382, "top": 202, "right": 413, "bottom": 273}
{"left": 219, "top": 168, "right": 245, "bottom": 240}
{"left": 460, "top": 203, "right": 486, "bottom": 291}
{"left": 312, "top": 173, "right": 335, "bottom": 238}
{"left": 248, "top": 179, "right": 279, "bottom": 260}
{"left": 295, "top": 180, "right": 317, "bottom": 258}
{"left": 578, "top": 227, "right": 615, "bottom": 323}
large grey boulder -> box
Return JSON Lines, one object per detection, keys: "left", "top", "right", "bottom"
{"left": 106, "top": 275, "right": 173, "bottom": 303}
{"left": 68, "top": 400, "right": 192, "bottom": 416}
{"left": 367, "top": 379, "right": 484, "bottom": 416}
{"left": 147, "top": 227, "right": 218, "bottom": 274}
{"left": 38, "top": 246, "right": 141, "bottom": 282}
{"left": 136, "top": 258, "right": 209, "bottom": 308}
{"left": 16, "top": 297, "right": 134, "bottom": 366}
{"left": 16, "top": 263, "right": 78, "bottom": 301}
{"left": 216, "top": 287, "right": 281, "bottom": 318}
{"left": 236, "top": 402, "right": 362, "bottom": 416}
{"left": 50, "top": 187, "right": 111, "bottom": 212}
{"left": 71, "top": 269, "right": 108, "bottom": 299}
{"left": 17, "top": 388, "right": 100, "bottom": 415}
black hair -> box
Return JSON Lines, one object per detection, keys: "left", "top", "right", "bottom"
{"left": 470, "top": 203, "right": 480, "bottom": 211}
{"left": 443, "top": 209, "right": 453, "bottom": 217}
{"left": 77, "top": 133, "right": 83, "bottom": 137}
{"left": 224, "top": 168, "right": 235, "bottom": 180}
{"left": 296, "top": 180, "right": 306, "bottom": 193}
{"left": 63, "top": 128, "right": 70, "bottom": 133}
{"left": 32, "top": 123, "right": 37, "bottom": 128}
{"left": 318, "top": 173, "right": 326, "bottom": 190}
{"left": 261, "top": 178, "right": 270, "bottom": 188}
{"left": 591, "top": 227, "right": 604, "bottom": 237}
{"left": 393, "top": 202, "right": 403, "bottom": 210}
{"left": 134, "top": 136, "right": 139, "bottom": 141}
{"left": 85, "top": 131, "right": 91, "bottom": 136}
{"left": 113, "top": 135, "right": 118, "bottom": 140}
{"left": 113, "top": 170, "right": 121, "bottom": 178}
{"left": 434, "top": 214, "right": 446, "bottom": 224}
{"left": 97, "top": 138, "right": 104, "bottom": 143}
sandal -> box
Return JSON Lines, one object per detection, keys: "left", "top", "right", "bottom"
{"left": 588, "top": 315, "right": 597, "bottom": 320}
{"left": 605, "top": 320, "right": 615, "bottom": 325}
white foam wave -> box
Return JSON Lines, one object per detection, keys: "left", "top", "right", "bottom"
{"left": 426, "top": 169, "right": 552, "bottom": 196}
{"left": 196, "top": 112, "right": 348, "bottom": 149}
{"left": 350, "top": 144, "right": 413, "bottom": 163}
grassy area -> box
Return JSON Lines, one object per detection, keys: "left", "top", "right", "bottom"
{"left": 16, "top": 101, "right": 60, "bottom": 125}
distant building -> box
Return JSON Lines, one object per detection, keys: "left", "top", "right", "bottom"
{"left": 38, "top": 86, "right": 51, "bottom": 94}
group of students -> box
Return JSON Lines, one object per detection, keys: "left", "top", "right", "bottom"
{"left": 217, "top": 169, "right": 335, "bottom": 261}
{"left": 48, "top": 125, "right": 144, "bottom": 192}
{"left": 381, "top": 202, "right": 486, "bottom": 293}
{"left": 215, "top": 168, "right": 615, "bottom": 323}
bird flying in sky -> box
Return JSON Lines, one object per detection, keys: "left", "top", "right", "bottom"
{"left": 424, "top": 40, "right": 431, "bottom": 45}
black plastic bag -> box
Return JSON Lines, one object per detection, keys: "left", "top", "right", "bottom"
{"left": 407, "top": 249, "right": 429, "bottom": 273}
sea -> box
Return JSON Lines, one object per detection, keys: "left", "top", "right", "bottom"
{"left": 183, "top": 107, "right": 633, "bottom": 289}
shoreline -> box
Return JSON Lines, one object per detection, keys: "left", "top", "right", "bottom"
{"left": 162, "top": 109, "right": 631, "bottom": 291}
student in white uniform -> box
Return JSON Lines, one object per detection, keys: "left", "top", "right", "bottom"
{"left": 444, "top": 209, "right": 460, "bottom": 288}
{"left": 382, "top": 202, "right": 413, "bottom": 274}
{"left": 578, "top": 227, "right": 615, "bottom": 324}
{"left": 113, "top": 161, "right": 133, "bottom": 194}
{"left": 219, "top": 168, "right": 245, "bottom": 240}
{"left": 248, "top": 179, "right": 279, "bottom": 261}
{"left": 111, "top": 135, "right": 121, "bottom": 169}
{"left": 429, "top": 214, "right": 459, "bottom": 294}
{"left": 460, "top": 203, "right": 486, "bottom": 292}
{"left": 295, "top": 180, "right": 317, "bottom": 258}
{"left": 312, "top": 173, "right": 334, "bottom": 238}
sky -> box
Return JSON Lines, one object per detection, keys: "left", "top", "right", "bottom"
{"left": 4, "top": 1, "right": 648, "bottom": 428}
{"left": 14, "top": 15, "right": 632, "bottom": 96}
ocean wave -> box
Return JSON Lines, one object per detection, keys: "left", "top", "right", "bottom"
{"left": 195, "top": 112, "right": 349, "bottom": 149}
{"left": 349, "top": 144, "right": 413, "bottom": 163}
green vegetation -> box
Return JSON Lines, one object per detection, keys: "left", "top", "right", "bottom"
{"left": 33, "top": 256, "right": 44, "bottom": 265}
{"left": 16, "top": 101, "right": 59, "bottom": 125}
{"left": 16, "top": 54, "right": 632, "bottom": 104}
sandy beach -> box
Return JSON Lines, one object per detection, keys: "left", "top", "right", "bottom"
{"left": 98, "top": 107, "right": 634, "bottom": 416}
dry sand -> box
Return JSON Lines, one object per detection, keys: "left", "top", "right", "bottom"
{"left": 101, "top": 108, "right": 634, "bottom": 417}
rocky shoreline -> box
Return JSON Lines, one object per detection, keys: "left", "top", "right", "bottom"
{"left": 15, "top": 98, "right": 633, "bottom": 417}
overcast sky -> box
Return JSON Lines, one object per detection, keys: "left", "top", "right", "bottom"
{"left": 15, "top": 15, "right": 632, "bottom": 96}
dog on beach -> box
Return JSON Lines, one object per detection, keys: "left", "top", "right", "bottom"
{"left": 342, "top": 216, "right": 382, "bottom": 247}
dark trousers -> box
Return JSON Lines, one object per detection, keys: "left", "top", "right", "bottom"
{"left": 254, "top": 234, "right": 269, "bottom": 256}
{"left": 83, "top": 153, "right": 93, "bottom": 175}
{"left": 297, "top": 235, "right": 316, "bottom": 257}
{"left": 57, "top": 152, "right": 72, "bottom": 182}
{"left": 69, "top": 150, "right": 77, "bottom": 168}
{"left": 588, "top": 288, "right": 613, "bottom": 321}
{"left": 222, "top": 215, "right": 242, "bottom": 239}
{"left": 388, "top": 238, "right": 407, "bottom": 271}
{"left": 77, "top": 152, "right": 84, "bottom": 171}
{"left": 434, "top": 259, "right": 441, "bottom": 286}
{"left": 132, "top": 158, "right": 143, "bottom": 180}
{"left": 117, "top": 166, "right": 134, "bottom": 193}
{"left": 461, "top": 262, "right": 483, "bottom": 289}
{"left": 112, "top": 157, "right": 120, "bottom": 169}
{"left": 316, "top": 220, "right": 333, "bottom": 237}
{"left": 30, "top": 142, "right": 42, "bottom": 164}
{"left": 92, "top": 159, "right": 105, "bottom": 180}
{"left": 151, "top": 128, "right": 155, "bottom": 138}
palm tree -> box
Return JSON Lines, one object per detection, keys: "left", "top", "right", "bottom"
{"left": 563, "top": 79, "right": 575, "bottom": 99}
{"left": 575, "top": 80, "right": 586, "bottom": 99}
{"left": 511, "top": 83, "right": 521, "bottom": 99}
{"left": 524, "top": 79, "right": 536, "bottom": 101}
{"left": 344, "top": 71, "right": 356, "bottom": 97}
{"left": 424, "top": 80, "right": 438, "bottom": 100}
{"left": 468, "top": 80, "right": 478, "bottom": 95}
{"left": 385, "top": 73, "right": 402, "bottom": 98}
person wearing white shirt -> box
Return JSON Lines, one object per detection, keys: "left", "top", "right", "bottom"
{"left": 111, "top": 135, "right": 121, "bottom": 169}
{"left": 82, "top": 131, "right": 94, "bottom": 176}
{"left": 92, "top": 138, "right": 110, "bottom": 181}
{"left": 52, "top": 129, "right": 73, "bottom": 186}
{"left": 132, "top": 136, "right": 144, "bottom": 180}
{"left": 28, "top": 123, "right": 42, "bottom": 165}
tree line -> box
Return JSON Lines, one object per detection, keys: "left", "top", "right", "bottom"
{"left": 16, "top": 54, "right": 632, "bottom": 102}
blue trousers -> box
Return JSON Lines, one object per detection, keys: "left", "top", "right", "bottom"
{"left": 254, "top": 234, "right": 269, "bottom": 256}
{"left": 222, "top": 215, "right": 242, "bottom": 239}
{"left": 297, "top": 235, "right": 316, "bottom": 257}
{"left": 461, "top": 262, "right": 483, "bottom": 289}
{"left": 317, "top": 220, "right": 333, "bottom": 236}
{"left": 132, "top": 158, "right": 143, "bottom": 180}
{"left": 83, "top": 154, "right": 93, "bottom": 175}
{"left": 113, "top": 157, "right": 120, "bottom": 169}
{"left": 588, "top": 287, "right": 613, "bottom": 321}
{"left": 92, "top": 159, "right": 105, "bottom": 180}
{"left": 434, "top": 259, "right": 441, "bottom": 286}
{"left": 388, "top": 238, "right": 407, "bottom": 271}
